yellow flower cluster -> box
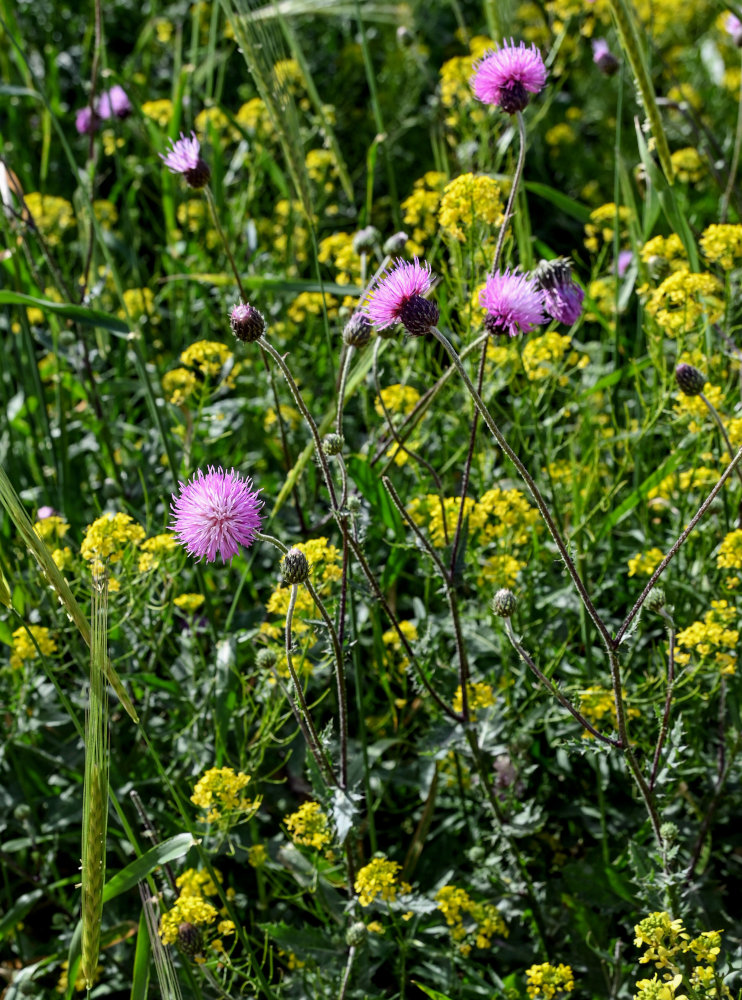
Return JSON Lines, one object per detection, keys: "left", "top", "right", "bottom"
{"left": 639, "top": 234, "right": 687, "bottom": 271}
{"left": 236, "top": 97, "right": 273, "bottom": 139}
{"left": 190, "top": 766, "right": 260, "bottom": 823}
{"left": 317, "top": 231, "right": 361, "bottom": 286}
{"left": 526, "top": 962, "right": 575, "bottom": 999}
{"left": 120, "top": 287, "right": 156, "bottom": 324}
{"left": 93, "top": 199, "right": 118, "bottom": 229}
{"left": 142, "top": 99, "right": 172, "bottom": 127}
{"left": 176, "top": 201, "right": 219, "bottom": 250}
{"left": 648, "top": 465, "right": 720, "bottom": 502}
{"left": 180, "top": 340, "right": 233, "bottom": 379}
{"left": 10, "top": 626, "right": 58, "bottom": 670}
{"left": 438, "top": 173, "right": 503, "bottom": 242}
{"left": 273, "top": 198, "right": 310, "bottom": 269}
{"left": 354, "top": 856, "right": 402, "bottom": 907}
{"left": 81, "top": 512, "right": 146, "bottom": 564}
{"left": 374, "top": 384, "right": 421, "bottom": 418}
{"left": 401, "top": 171, "right": 448, "bottom": 255}
{"left": 138, "top": 533, "right": 178, "bottom": 573}
{"left": 162, "top": 368, "right": 198, "bottom": 406}
{"left": 675, "top": 601, "right": 738, "bottom": 674}
{"left": 627, "top": 547, "right": 665, "bottom": 577}
{"left": 643, "top": 269, "right": 723, "bottom": 337}
{"left": 173, "top": 593, "right": 205, "bottom": 614}
{"left": 287, "top": 291, "right": 338, "bottom": 323}
{"left": 435, "top": 885, "right": 508, "bottom": 956}
{"left": 521, "top": 332, "right": 588, "bottom": 384}
{"left": 381, "top": 619, "right": 418, "bottom": 673}
{"left": 305, "top": 149, "right": 339, "bottom": 192}
{"left": 584, "top": 203, "right": 631, "bottom": 254}
{"left": 264, "top": 403, "right": 301, "bottom": 433}
{"left": 34, "top": 516, "right": 69, "bottom": 542}
{"left": 700, "top": 224, "right": 742, "bottom": 270}
{"left": 671, "top": 148, "right": 705, "bottom": 185}
{"left": 717, "top": 529, "right": 742, "bottom": 570}
{"left": 284, "top": 801, "right": 332, "bottom": 850}
{"left": 578, "top": 686, "right": 639, "bottom": 736}
{"left": 195, "top": 106, "right": 236, "bottom": 141}
{"left": 438, "top": 35, "right": 494, "bottom": 130}
{"left": 247, "top": 844, "right": 268, "bottom": 868}
{"left": 409, "top": 487, "right": 539, "bottom": 551}
{"left": 159, "top": 894, "right": 218, "bottom": 947}
{"left": 262, "top": 537, "right": 341, "bottom": 642}
{"left": 24, "top": 193, "right": 76, "bottom": 245}
{"left": 452, "top": 681, "right": 496, "bottom": 716}
{"left": 634, "top": 912, "right": 730, "bottom": 1000}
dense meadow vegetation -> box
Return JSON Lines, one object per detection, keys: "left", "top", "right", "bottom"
{"left": 1, "top": 0, "right": 742, "bottom": 997}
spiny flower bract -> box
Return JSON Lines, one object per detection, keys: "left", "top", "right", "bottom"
{"left": 170, "top": 466, "right": 263, "bottom": 564}
{"left": 471, "top": 40, "right": 547, "bottom": 113}
{"left": 363, "top": 257, "right": 437, "bottom": 334}
{"left": 480, "top": 269, "right": 545, "bottom": 337}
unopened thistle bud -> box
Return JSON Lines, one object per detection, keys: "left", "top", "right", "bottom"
{"left": 659, "top": 821, "right": 678, "bottom": 843}
{"left": 492, "top": 588, "right": 517, "bottom": 618}
{"left": 342, "top": 312, "right": 373, "bottom": 348}
{"left": 346, "top": 496, "right": 361, "bottom": 514}
{"left": 323, "top": 433, "right": 344, "bottom": 455}
{"left": 675, "top": 363, "right": 706, "bottom": 396}
{"left": 282, "top": 547, "right": 310, "bottom": 585}
{"left": 398, "top": 295, "right": 440, "bottom": 336}
{"left": 256, "top": 647, "right": 278, "bottom": 670}
{"left": 592, "top": 38, "right": 619, "bottom": 75}
{"left": 352, "top": 226, "right": 380, "bottom": 254}
{"left": 176, "top": 923, "right": 203, "bottom": 957}
{"left": 230, "top": 301, "right": 265, "bottom": 342}
{"left": 383, "top": 231, "right": 408, "bottom": 256}
{"left": 346, "top": 921, "right": 367, "bottom": 947}
{"left": 645, "top": 587, "right": 666, "bottom": 613}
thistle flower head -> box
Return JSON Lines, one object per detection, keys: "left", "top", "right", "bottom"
{"left": 471, "top": 40, "right": 547, "bottom": 114}
{"left": 727, "top": 13, "right": 742, "bottom": 46}
{"left": 591, "top": 38, "right": 619, "bottom": 75}
{"left": 170, "top": 466, "right": 263, "bottom": 563}
{"left": 533, "top": 257, "right": 585, "bottom": 326}
{"left": 76, "top": 106, "right": 98, "bottom": 136}
{"left": 160, "top": 132, "right": 211, "bottom": 188}
{"left": 675, "top": 363, "right": 706, "bottom": 396}
{"left": 99, "top": 85, "right": 132, "bottom": 120}
{"left": 342, "top": 312, "right": 373, "bottom": 348}
{"left": 492, "top": 588, "right": 517, "bottom": 618}
{"left": 363, "top": 257, "right": 439, "bottom": 336}
{"left": 480, "top": 269, "right": 545, "bottom": 337}
{"left": 230, "top": 301, "right": 265, "bottom": 342}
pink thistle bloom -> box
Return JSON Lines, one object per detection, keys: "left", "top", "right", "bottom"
{"left": 99, "top": 85, "right": 132, "bottom": 120}
{"left": 160, "top": 132, "right": 211, "bottom": 188}
{"left": 170, "top": 467, "right": 263, "bottom": 564}
{"left": 363, "top": 257, "right": 439, "bottom": 335}
{"left": 480, "top": 269, "right": 545, "bottom": 337}
{"left": 533, "top": 258, "right": 584, "bottom": 326}
{"left": 471, "top": 40, "right": 547, "bottom": 114}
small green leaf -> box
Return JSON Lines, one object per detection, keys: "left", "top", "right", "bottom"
{"left": 103, "top": 833, "right": 195, "bottom": 903}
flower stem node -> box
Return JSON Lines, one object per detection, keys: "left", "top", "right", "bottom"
{"left": 342, "top": 312, "right": 373, "bottom": 349}
{"left": 230, "top": 301, "right": 265, "bottom": 343}
{"left": 176, "top": 923, "right": 203, "bottom": 957}
{"left": 345, "top": 921, "right": 368, "bottom": 947}
{"left": 644, "top": 587, "right": 666, "bottom": 613}
{"left": 675, "top": 363, "right": 706, "bottom": 396}
{"left": 282, "top": 547, "right": 310, "bottom": 585}
{"left": 323, "top": 433, "right": 344, "bottom": 456}
{"left": 492, "top": 588, "right": 517, "bottom": 618}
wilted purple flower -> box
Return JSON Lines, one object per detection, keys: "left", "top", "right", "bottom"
{"left": 170, "top": 466, "right": 263, "bottom": 563}
{"left": 727, "top": 13, "right": 742, "bottom": 46}
{"left": 533, "top": 258, "right": 585, "bottom": 326}
{"left": 160, "top": 132, "right": 211, "bottom": 189}
{"left": 75, "top": 106, "right": 98, "bottom": 136}
{"left": 363, "top": 257, "right": 439, "bottom": 335}
{"left": 471, "top": 40, "right": 547, "bottom": 114}
{"left": 617, "top": 250, "right": 633, "bottom": 277}
{"left": 592, "top": 38, "right": 619, "bottom": 76}
{"left": 99, "top": 85, "right": 132, "bottom": 120}
{"left": 480, "top": 269, "right": 545, "bottom": 337}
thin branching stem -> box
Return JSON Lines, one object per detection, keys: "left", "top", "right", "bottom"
{"left": 490, "top": 111, "right": 527, "bottom": 275}
{"left": 649, "top": 608, "right": 676, "bottom": 790}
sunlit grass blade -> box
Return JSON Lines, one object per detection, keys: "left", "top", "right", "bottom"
{"left": 137, "top": 882, "right": 184, "bottom": 1000}
{"left": 80, "top": 570, "right": 110, "bottom": 988}
{"left": 0, "top": 463, "right": 138, "bottom": 722}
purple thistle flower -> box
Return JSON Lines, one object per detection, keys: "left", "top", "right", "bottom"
{"left": 727, "top": 13, "right": 742, "bottom": 46}
{"left": 617, "top": 250, "right": 633, "bottom": 277}
{"left": 471, "top": 40, "right": 547, "bottom": 114}
{"left": 170, "top": 466, "right": 263, "bottom": 564}
{"left": 160, "top": 132, "right": 211, "bottom": 189}
{"left": 99, "top": 85, "right": 132, "bottom": 120}
{"left": 363, "top": 257, "right": 439, "bottom": 335}
{"left": 75, "top": 106, "right": 98, "bottom": 136}
{"left": 533, "top": 258, "right": 585, "bottom": 326}
{"left": 591, "top": 38, "right": 619, "bottom": 76}
{"left": 480, "top": 269, "right": 545, "bottom": 337}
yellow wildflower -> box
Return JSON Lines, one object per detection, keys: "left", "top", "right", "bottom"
{"left": 438, "top": 173, "right": 503, "bottom": 242}
{"left": 700, "top": 224, "right": 742, "bottom": 270}
{"left": 81, "top": 512, "right": 145, "bottom": 563}
{"left": 180, "top": 340, "right": 233, "bottom": 379}
{"left": 526, "top": 963, "right": 575, "bottom": 999}
{"left": 285, "top": 801, "right": 332, "bottom": 850}
{"left": 162, "top": 367, "right": 198, "bottom": 406}
{"left": 190, "top": 766, "right": 259, "bottom": 823}
{"left": 355, "top": 856, "right": 401, "bottom": 907}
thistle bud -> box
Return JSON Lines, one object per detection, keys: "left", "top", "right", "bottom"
{"left": 176, "top": 923, "right": 203, "bottom": 956}
{"left": 398, "top": 295, "right": 440, "bottom": 336}
{"left": 675, "top": 363, "right": 706, "bottom": 396}
{"left": 323, "top": 433, "right": 344, "bottom": 456}
{"left": 256, "top": 647, "right": 278, "bottom": 670}
{"left": 659, "top": 821, "right": 678, "bottom": 844}
{"left": 645, "top": 587, "right": 666, "bottom": 613}
{"left": 342, "top": 312, "right": 373, "bottom": 349}
{"left": 492, "top": 588, "right": 517, "bottom": 618}
{"left": 346, "top": 921, "right": 367, "bottom": 947}
{"left": 352, "top": 226, "right": 380, "bottom": 254}
{"left": 230, "top": 301, "right": 265, "bottom": 343}
{"left": 282, "top": 547, "right": 310, "bottom": 585}
{"left": 383, "top": 231, "right": 408, "bottom": 256}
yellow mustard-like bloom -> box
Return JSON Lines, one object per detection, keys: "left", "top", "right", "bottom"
{"left": 578, "top": 686, "right": 639, "bottom": 737}
{"left": 438, "top": 173, "right": 503, "bottom": 242}
{"left": 24, "top": 193, "right": 76, "bottom": 245}
{"left": 521, "top": 332, "right": 588, "bottom": 383}
{"left": 374, "top": 383, "right": 421, "bottom": 418}
{"left": 120, "top": 287, "right": 157, "bottom": 324}
{"left": 634, "top": 911, "right": 688, "bottom": 965}
{"left": 644, "top": 268, "right": 723, "bottom": 337}
{"left": 81, "top": 512, "right": 146, "bottom": 563}
{"left": 639, "top": 234, "right": 687, "bottom": 269}
{"left": 264, "top": 404, "right": 301, "bottom": 433}
{"left": 177, "top": 867, "right": 222, "bottom": 898}
{"left": 401, "top": 172, "right": 448, "bottom": 255}
{"left": 633, "top": 975, "right": 685, "bottom": 1000}
{"left": 236, "top": 97, "right": 273, "bottom": 137}
{"left": 700, "top": 224, "right": 742, "bottom": 270}
{"left": 627, "top": 547, "right": 665, "bottom": 577}
{"left": 453, "top": 681, "right": 496, "bottom": 715}
{"left": 287, "top": 291, "right": 338, "bottom": 323}
{"left": 284, "top": 801, "right": 332, "bottom": 850}
{"left": 141, "top": 99, "right": 173, "bottom": 127}
{"left": 317, "top": 231, "right": 360, "bottom": 285}
{"left": 686, "top": 930, "right": 723, "bottom": 964}
{"left": 477, "top": 553, "right": 526, "bottom": 589}
{"left": 354, "top": 856, "right": 401, "bottom": 907}
{"left": 33, "top": 516, "right": 69, "bottom": 541}
{"left": 436, "top": 885, "right": 508, "bottom": 955}
{"left": 717, "top": 530, "right": 742, "bottom": 570}
{"left": 190, "top": 766, "right": 259, "bottom": 823}
{"left": 173, "top": 593, "right": 205, "bottom": 613}
{"left": 381, "top": 619, "right": 418, "bottom": 673}
{"left": 138, "top": 533, "right": 178, "bottom": 573}
{"left": 584, "top": 203, "right": 630, "bottom": 253}
{"left": 675, "top": 601, "right": 738, "bottom": 674}
{"left": 162, "top": 367, "right": 199, "bottom": 406}
{"left": 545, "top": 123, "right": 576, "bottom": 148}
{"left": 180, "top": 340, "right": 233, "bottom": 379}
{"left": 247, "top": 844, "right": 268, "bottom": 868}
{"left": 526, "top": 962, "right": 575, "bottom": 999}
{"left": 670, "top": 147, "right": 705, "bottom": 185}
{"left": 10, "top": 625, "right": 58, "bottom": 670}
{"left": 159, "top": 895, "right": 219, "bottom": 946}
